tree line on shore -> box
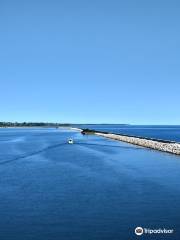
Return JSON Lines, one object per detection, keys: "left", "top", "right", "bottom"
{"left": 0, "top": 122, "right": 71, "bottom": 127}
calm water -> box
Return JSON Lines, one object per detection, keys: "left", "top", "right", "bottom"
{"left": 77, "top": 125, "right": 180, "bottom": 142}
{"left": 0, "top": 128, "right": 180, "bottom": 240}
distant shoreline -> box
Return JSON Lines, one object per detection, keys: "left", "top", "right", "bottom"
{"left": 0, "top": 126, "right": 59, "bottom": 128}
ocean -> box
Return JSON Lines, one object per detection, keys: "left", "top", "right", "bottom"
{"left": 0, "top": 127, "right": 180, "bottom": 239}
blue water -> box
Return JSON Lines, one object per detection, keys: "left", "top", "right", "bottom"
{"left": 0, "top": 128, "right": 180, "bottom": 240}
{"left": 77, "top": 125, "right": 180, "bottom": 142}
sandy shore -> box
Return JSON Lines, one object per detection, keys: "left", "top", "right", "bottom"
{"left": 58, "top": 127, "right": 82, "bottom": 132}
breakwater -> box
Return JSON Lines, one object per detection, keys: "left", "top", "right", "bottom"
{"left": 81, "top": 129, "right": 180, "bottom": 155}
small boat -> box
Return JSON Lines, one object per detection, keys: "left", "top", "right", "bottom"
{"left": 68, "top": 138, "right": 74, "bottom": 144}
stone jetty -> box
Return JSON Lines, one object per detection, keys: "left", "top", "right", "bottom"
{"left": 80, "top": 129, "right": 180, "bottom": 155}
{"left": 94, "top": 132, "right": 180, "bottom": 155}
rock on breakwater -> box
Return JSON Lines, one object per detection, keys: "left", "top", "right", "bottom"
{"left": 95, "top": 132, "right": 180, "bottom": 155}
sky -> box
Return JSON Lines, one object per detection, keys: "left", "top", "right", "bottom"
{"left": 0, "top": 0, "right": 180, "bottom": 124}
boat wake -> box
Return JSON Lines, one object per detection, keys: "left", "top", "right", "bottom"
{"left": 0, "top": 140, "right": 142, "bottom": 166}
{"left": 0, "top": 142, "right": 67, "bottom": 165}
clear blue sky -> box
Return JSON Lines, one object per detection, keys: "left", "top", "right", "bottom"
{"left": 0, "top": 0, "right": 179, "bottom": 124}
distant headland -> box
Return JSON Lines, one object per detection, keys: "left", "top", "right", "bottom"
{"left": 0, "top": 122, "right": 130, "bottom": 128}
{"left": 0, "top": 122, "right": 71, "bottom": 128}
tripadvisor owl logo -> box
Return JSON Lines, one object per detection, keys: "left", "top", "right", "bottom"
{"left": 135, "top": 227, "right": 143, "bottom": 236}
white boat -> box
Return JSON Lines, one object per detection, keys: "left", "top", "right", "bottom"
{"left": 68, "top": 138, "right": 74, "bottom": 144}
